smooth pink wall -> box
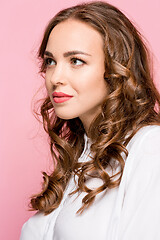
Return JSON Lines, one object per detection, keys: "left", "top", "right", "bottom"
{"left": 1, "top": 0, "right": 160, "bottom": 239}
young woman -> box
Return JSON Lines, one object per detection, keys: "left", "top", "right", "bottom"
{"left": 20, "top": 1, "right": 160, "bottom": 239}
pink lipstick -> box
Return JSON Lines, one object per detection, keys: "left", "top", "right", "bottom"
{"left": 52, "top": 92, "right": 73, "bottom": 103}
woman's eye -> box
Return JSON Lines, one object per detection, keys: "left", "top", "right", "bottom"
{"left": 71, "top": 58, "right": 85, "bottom": 66}
{"left": 45, "top": 58, "right": 56, "bottom": 66}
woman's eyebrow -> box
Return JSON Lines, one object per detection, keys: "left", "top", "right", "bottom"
{"left": 63, "top": 50, "right": 92, "bottom": 57}
{"left": 44, "top": 51, "right": 53, "bottom": 57}
{"left": 44, "top": 50, "right": 91, "bottom": 57}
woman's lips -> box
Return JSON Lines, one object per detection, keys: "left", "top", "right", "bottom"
{"left": 53, "top": 96, "right": 73, "bottom": 103}
{"left": 52, "top": 92, "right": 73, "bottom": 103}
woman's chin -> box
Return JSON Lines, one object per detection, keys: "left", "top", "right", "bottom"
{"left": 55, "top": 112, "right": 78, "bottom": 120}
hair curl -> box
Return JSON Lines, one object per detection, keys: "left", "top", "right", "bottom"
{"left": 30, "top": 1, "right": 160, "bottom": 215}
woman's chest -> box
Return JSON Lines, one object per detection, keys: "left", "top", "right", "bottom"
{"left": 53, "top": 181, "right": 118, "bottom": 240}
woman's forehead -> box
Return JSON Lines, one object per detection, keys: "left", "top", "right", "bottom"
{"left": 46, "top": 19, "right": 104, "bottom": 55}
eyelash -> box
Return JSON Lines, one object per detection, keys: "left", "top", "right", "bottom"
{"left": 44, "top": 58, "right": 55, "bottom": 67}
{"left": 70, "top": 57, "right": 86, "bottom": 66}
{"left": 43, "top": 57, "right": 86, "bottom": 69}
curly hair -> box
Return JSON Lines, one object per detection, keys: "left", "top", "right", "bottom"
{"left": 30, "top": 1, "right": 160, "bottom": 215}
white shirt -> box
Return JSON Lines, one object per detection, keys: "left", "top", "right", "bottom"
{"left": 20, "top": 125, "right": 160, "bottom": 240}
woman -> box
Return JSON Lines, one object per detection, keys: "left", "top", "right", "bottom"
{"left": 20, "top": 1, "right": 160, "bottom": 239}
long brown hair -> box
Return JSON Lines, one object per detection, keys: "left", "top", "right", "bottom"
{"left": 30, "top": 1, "right": 160, "bottom": 215}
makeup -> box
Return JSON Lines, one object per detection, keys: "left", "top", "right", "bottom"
{"left": 52, "top": 92, "right": 73, "bottom": 103}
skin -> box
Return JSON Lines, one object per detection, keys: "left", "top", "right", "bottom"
{"left": 44, "top": 19, "right": 108, "bottom": 133}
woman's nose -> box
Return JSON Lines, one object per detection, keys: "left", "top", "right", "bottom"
{"left": 50, "top": 64, "right": 67, "bottom": 86}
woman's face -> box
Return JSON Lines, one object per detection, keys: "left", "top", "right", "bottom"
{"left": 44, "top": 19, "right": 108, "bottom": 130}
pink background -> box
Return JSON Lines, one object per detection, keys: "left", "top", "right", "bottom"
{"left": 1, "top": 0, "right": 160, "bottom": 239}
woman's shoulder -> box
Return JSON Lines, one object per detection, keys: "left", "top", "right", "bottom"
{"left": 124, "top": 125, "right": 160, "bottom": 183}
{"left": 118, "top": 125, "right": 160, "bottom": 238}
{"left": 127, "top": 125, "right": 160, "bottom": 154}
{"left": 20, "top": 211, "right": 53, "bottom": 239}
